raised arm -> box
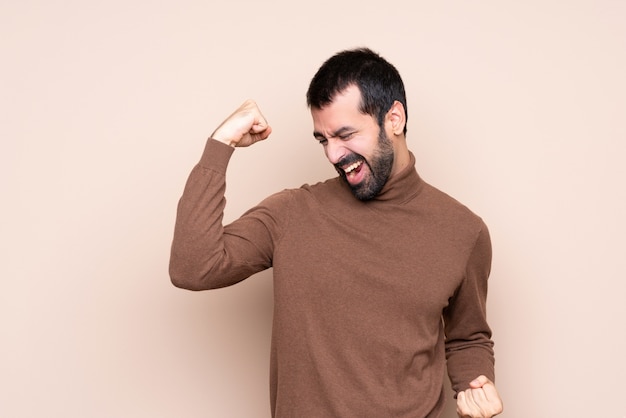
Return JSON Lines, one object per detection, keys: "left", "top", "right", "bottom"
{"left": 169, "top": 100, "right": 274, "bottom": 290}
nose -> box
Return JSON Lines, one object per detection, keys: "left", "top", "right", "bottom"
{"left": 325, "top": 138, "right": 346, "bottom": 165}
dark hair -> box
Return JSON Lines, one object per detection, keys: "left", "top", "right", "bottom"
{"left": 306, "top": 47, "right": 407, "bottom": 134}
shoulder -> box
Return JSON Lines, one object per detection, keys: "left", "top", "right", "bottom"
{"left": 253, "top": 177, "right": 344, "bottom": 212}
{"left": 277, "top": 177, "right": 346, "bottom": 204}
{"left": 419, "top": 180, "right": 488, "bottom": 235}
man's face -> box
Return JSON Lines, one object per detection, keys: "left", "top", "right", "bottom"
{"left": 311, "top": 85, "right": 395, "bottom": 201}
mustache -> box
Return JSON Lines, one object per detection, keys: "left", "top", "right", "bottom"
{"left": 334, "top": 153, "right": 365, "bottom": 173}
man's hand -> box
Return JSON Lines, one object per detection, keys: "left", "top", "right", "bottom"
{"left": 456, "top": 375, "right": 503, "bottom": 418}
{"left": 211, "top": 100, "right": 272, "bottom": 147}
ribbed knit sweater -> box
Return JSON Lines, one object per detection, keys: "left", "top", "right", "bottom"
{"left": 170, "top": 138, "right": 495, "bottom": 417}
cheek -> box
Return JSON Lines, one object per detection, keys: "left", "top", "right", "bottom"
{"left": 352, "top": 145, "right": 372, "bottom": 161}
{"left": 353, "top": 135, "right": 378, "bottom": 157}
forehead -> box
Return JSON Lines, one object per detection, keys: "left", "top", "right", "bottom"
{"left": 311, "top": 85, "right": 366, "bottom": 129}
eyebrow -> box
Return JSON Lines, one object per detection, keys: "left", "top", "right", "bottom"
{"left": 312, "top": 126, "right": 355, "bottom": 140}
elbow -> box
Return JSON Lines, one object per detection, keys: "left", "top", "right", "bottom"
{"left": 170, "top": 273, "right": 193, "bottom": 290}
{"left": 169, "top": 261, "right": 211, "bottom": 291}
{"left": 169, "top": 250, "right": 242, "bottom": 290}
{"left": 169, "top": 244, "right": 220, "bottom": 290}
{"left": 169, "top": 271, "right": 195, "bottom": 291}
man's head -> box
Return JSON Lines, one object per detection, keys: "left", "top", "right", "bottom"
{"left": 306, "top": 48, "right": 409, "bottom": 201}
{"left": 306, "top": 48, "right": 408, "bottom": 135}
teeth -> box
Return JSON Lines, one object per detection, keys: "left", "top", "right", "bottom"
{"left": 345, "top": 161, "right": 361, "bottom": 174}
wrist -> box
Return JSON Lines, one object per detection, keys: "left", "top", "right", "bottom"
{"left": 211, "top": 134, "right": 236, "bottom": 147}
{"left": 210, "top": 126, "right": 238, "bottom": 147}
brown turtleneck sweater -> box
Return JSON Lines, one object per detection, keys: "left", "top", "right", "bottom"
{"left": 170, "top": 139, "right": 495, "bottom": 417}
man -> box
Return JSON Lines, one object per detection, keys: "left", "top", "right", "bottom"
{"left": 170, "top": 48, "right": 503, "bottom": 418}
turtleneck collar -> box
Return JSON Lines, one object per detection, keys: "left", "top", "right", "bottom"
{"left": 370, "top": 151, "right": 423, "bottom": 204}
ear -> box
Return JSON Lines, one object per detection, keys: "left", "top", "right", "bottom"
{"left": 385, "top": 100, "right": 406, "bottom": 137}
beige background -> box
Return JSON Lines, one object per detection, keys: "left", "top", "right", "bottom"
{"left": 2, "top": 1, "right": 625, "bottom": 417}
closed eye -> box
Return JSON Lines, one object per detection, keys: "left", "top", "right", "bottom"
{"left": 333, "top": 126, "right": 357, "bottom": 141}
{"left": 313, "top": 126, "right": 356, "bottom": 145}
{"left": 313, "top": 134, "right": 328, "bottom": 145}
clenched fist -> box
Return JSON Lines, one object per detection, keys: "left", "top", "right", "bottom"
{"left": 211, "top": 100, "right": 272, "bottom": 147}
{"left": 456, "top": 375, "right": 503, "bottom": 418}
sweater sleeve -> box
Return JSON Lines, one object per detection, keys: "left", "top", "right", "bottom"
{"left": 169, "top": 138, "right": 280, "bottom": 290}
{"left": 443, "top": 222, "right": 496, "bottom": 393}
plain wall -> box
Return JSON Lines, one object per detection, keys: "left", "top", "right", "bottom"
{"left": 2, "top": 1, "right": 625, "bottom": 417}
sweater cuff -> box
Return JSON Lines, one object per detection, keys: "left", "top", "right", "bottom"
{"left": 198, "top": 138, "right": 235, "bottom": 175}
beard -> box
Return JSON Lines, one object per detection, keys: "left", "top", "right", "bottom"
{"left": 335, "top": 129, "right": 394, "bottom": 201}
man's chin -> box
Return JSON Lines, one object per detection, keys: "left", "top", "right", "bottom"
{"left": 350, "top": 182, "right": 377, "bottom": 201}
{"left": 339, "top": 170, "right": 384, "bottom": 201}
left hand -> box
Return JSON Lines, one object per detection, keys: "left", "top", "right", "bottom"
{"left": 456, "top": 375, "right": 503, "bottom": 418}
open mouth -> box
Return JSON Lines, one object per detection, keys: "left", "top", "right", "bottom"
{"left": 344, "top": 160, "right": 363, "bottom": 176}
{"left": 342, "top": 159, "right": 365, "bottom": 184}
